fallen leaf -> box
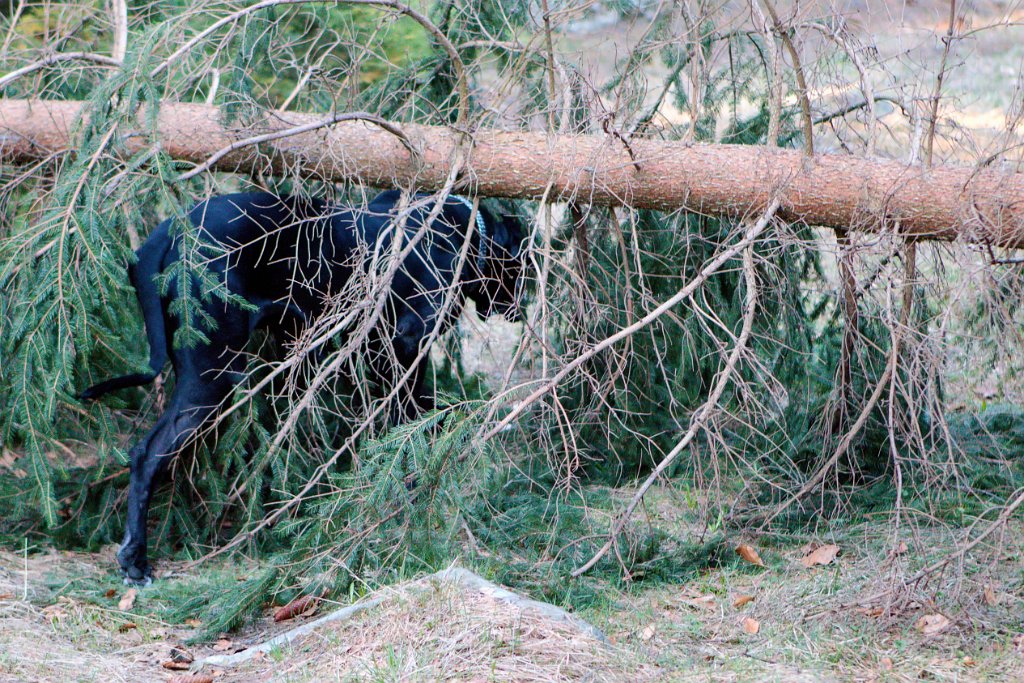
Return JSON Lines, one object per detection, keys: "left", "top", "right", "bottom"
{"left": 984, "top": 585, "right": 998, "bottom": 607}
{"left": 41, "top": 603, "right": 68, "bottom": 620}
{"left": 735, "top": 544, "right": 765, "bottom": 567}
{"left": 896, "top": 541, "right": 908, "bottom": 555}
{"left": 962, "top": 656, "right": 976, "bottom": 667}
{"left": 880, "top": 657, "right": 894, "bottom": 671}
{"left": 0, "top": 592, "right": 14, "bottom": 600}
{"left": 161, "top": 660, "right": 191, "bottom": 671}
{"left": 732, "top": 594, "right": 754, "bottom": 608}
{"left": 273, "top": 594, "right": 319, "bottom": 622}
{"left": 855, "top": 606, "right": 884, "bottom": 618}
{"left": 641, "top": 624, "right": 656, "bottom": 641}
{"left": 103, "top": 588, "right": 116, "bottom": 599}
{"left": 117, "top": 588, "right": 137, "bottom": 611}
{"left": 117, "top": 622, "right": 137, "bottom": 632}
{"left": 741, "top": 617, "right": 760, "bottom": 634}
{"left": 169, "top": 675, "right": 214, "bottom": 683}
{"left": 800, "top": 543, "right": 840, "bottom": 568}
{"left": 184, "top": 618, "right": 203, "bottom": 628}
{"left": 916, "top": 613, "right": 951, "bottom": 636}
{"left": 683, "top": 594, "right": 716, "bottom": 611}
{"left": 212, "top": 638, "right": 233, "bottom": 652}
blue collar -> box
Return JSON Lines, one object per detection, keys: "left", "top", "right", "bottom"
{"left": 451, "top": 195, "right": 489, "bottom": 273}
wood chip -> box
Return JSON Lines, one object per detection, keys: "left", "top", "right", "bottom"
{"left": 273, "top": 594, "right": 320, "bottom": 622}
{"left": 212, "top": 638, "right": 233, "bottom": 652}
{"left": 161, "top": 660, "right": 191, "bottom": 671}
{"left": 683, "top": 594, "right": 716, "bottom": 611}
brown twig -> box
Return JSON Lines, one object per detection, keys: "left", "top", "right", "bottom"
{"left": 924, "top": 0, "right": 960, "bottom": 168}
{"left": 0, "top": 51, "right": 121, "bottom": 90}
{"left": 760, "top": 0, "right": 813, "bottom": 157}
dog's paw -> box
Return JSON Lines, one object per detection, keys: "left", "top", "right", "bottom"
{"left": 117, "top": 554, "right": 153, "bottom": 587}
{"left": 122, "top": 573, "right": 153, "bottom": 587}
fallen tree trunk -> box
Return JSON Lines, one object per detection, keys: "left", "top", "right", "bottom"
{"left": 2, "top": 99, "right": 1023, "bottom": 246}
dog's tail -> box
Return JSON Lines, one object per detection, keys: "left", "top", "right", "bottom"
{"left": 79, "top": 223, "right": 171, "bottom": 401}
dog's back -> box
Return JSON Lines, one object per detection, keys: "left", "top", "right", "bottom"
{"left": 177, "top": 193, "right": 341, "bottom": 319}
{"left": 80, "top": 190, "right": 490, "bottom": 400}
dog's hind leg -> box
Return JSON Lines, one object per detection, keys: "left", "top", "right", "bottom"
{"left": 118, "top": 346, "right": 247, "bottom": 584}
{"left": 117, "top": 394, "right": 222, "bottom": 585}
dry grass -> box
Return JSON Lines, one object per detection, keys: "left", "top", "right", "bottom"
{"left": 580, "top": 487, "right": 1024, "bottom": 683}
{"left": 0, "top": 550, "right": 651, "bottom": 682}
{"left": 3, "top": 489, "right": 1024, "bottom": 682}
{"left": 218, "top": 578, "right": 651, "bottom": 682}
{"left": 0, "top": 549, "right": 170, "bottom": 683}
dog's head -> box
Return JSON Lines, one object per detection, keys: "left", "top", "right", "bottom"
{"left": 471, "top": 207, "right": 527, "bottom": 322}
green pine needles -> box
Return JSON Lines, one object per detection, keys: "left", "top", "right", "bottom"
{"left": 3, "top": 0, "right": 1006, "bottom": 640}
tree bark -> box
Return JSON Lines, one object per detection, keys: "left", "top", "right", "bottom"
{"left": 2, "top": 98, "right": 1023, "bottom": 246}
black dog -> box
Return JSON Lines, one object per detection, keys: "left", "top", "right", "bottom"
{"left": 80, "top": 189, "right": 525, "bottom": 584}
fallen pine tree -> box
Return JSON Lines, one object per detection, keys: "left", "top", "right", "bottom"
{"left": 1, "top": 98, "right": 1023, "bottom": 246}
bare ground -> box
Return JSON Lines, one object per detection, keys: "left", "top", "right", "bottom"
{"left": 2, "top": 497, "right": 1023, "bottom": 682}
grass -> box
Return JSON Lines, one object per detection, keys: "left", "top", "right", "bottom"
{"left": 2, "top": 471, "right": 1023, "bottom": 681}
{"left": 576, "top": 507, "right": 1024, "bottom": 681}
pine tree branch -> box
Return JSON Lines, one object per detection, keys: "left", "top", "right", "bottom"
{"left": 571, "top": 200, "right": 776, "bottom": 577}
{"left": 148, "top": 0, "right": 470, "bottom": 126}
{"left": 0, "top": 52, "right": 121, "bottom": 90}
